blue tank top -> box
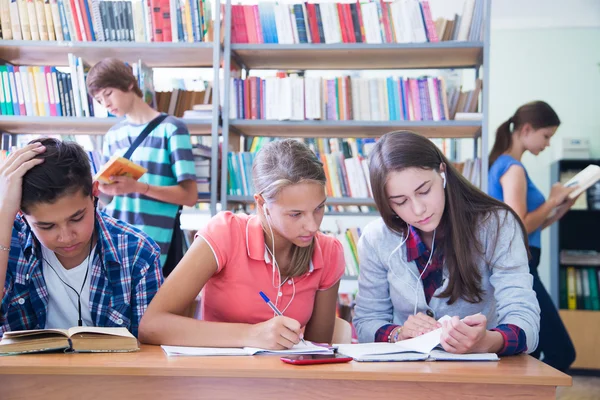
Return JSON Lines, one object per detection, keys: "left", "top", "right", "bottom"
{"left": 488, "top": 154, "right": 545, "bottom": 248}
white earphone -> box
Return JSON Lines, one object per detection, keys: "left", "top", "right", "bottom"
{"left": 387, "top": 224, "right": 436, "bottom": 316}
{"left": 441, "top": 172, "right": 447, "bottom": 189}
{"left": 262, "top": 202, "right": 296, "bottom": 314}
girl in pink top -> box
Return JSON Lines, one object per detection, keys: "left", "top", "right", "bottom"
{"left": 139, "top": 140, "right": 346, "bottom": 349}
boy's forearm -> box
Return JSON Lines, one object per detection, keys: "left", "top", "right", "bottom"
{"left": 142, "top": 181, "right": 198, "bottom": 207}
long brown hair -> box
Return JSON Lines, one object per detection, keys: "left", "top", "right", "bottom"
{"left": 252, "top": 139, "right": 327, "bottom": 278}
{"left": 489, "top": 101, "right": 560, "bottom": 166}
{"left": 369, "top": 131, "right": 529, "bottom": 304}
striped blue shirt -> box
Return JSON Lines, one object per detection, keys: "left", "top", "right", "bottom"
{"left": 102, "top": 114, "right": 196, "bottom": 265}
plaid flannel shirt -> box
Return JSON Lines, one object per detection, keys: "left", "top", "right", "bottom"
{"left": 1, "top": 210, "right": 163, "bottom": 337}
{"left": 375, "top": 226, "right": 527, "bottom": 356}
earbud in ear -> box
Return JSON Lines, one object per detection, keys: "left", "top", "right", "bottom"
{"left": 262, "top": 203, "right": 269, "bottom": 216}
{"left": 441, "top": 172, "right": 447, "bottom": 189}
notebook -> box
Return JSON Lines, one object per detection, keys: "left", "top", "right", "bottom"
{"left": 161, "top": 341, "right": 333, "bottom": 357}
{"left": 336, "top": 316, "right": 498, "bottom": 362}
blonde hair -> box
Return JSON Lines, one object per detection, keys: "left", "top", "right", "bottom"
{"left": 252, "top": 139, "right": 326, "bottom": 278}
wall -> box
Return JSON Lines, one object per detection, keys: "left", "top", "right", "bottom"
{"left": 488, "top": 27, "right": 600, "bottom": 288}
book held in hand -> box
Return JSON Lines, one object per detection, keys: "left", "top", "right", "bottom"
{"left": 0, "top": 327, "right": 139, "bottom": 355}
{"left": 563, "top": 164, "right": 600, "bottom": 200}
{"left": 93, "top": 155, "right": 147, "bottom": 184}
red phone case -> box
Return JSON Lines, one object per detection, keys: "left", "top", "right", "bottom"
{"left": 280, "top": 355, "right": 353, "bottom": 365}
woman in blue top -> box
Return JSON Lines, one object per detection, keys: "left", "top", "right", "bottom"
{"left": 488, "top": 101, "right": 576, "bottom": 372}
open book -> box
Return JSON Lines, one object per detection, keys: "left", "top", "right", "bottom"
{"left": 94, "top": 154, "right": 147, "bottom": 184}
{"left": 0, "top": 327, "right": 139, "bottom": 355}
{"left": 336, "top": 316, "right": 498, "bottom": 362}
{"left": 161, "top": 341, "right": 333, "bottom": 357}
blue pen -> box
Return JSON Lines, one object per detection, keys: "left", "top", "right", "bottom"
{"left": 259, "top": 291, "right": 307, "bottom": 345}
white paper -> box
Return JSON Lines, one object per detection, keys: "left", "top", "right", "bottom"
{"left": 161, "top": 341, "right": 332, "bottom": 357}
{"left": 161, "top": 346, "right": 248, "bottom": 357}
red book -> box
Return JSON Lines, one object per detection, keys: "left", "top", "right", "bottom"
{"left": 336, "top": 3, "right": 348, "bottom": 43}
{"left": 342, "top": 4, "right": 355, "bottom": 43}
{"left": 250, "top": 77, "right": 257, "bottom": 120}
{"left": 78, "top": 0, "right": 93, "bottom": 41}
{"left": 305, "top": 3, "right": 320, "bottom": 44}
{"left": 243, "top": 5, "right": 256, "bottom": 44}
{"left": 150, "top": 0, "right": 163, "bottom": 41}
{"left": 232, "top": 5, "right": 248, "bottom": 43}
{"left": 69, "top": 0, "right": 83, "bottom": 41}
{"left": 244, "top": 79, "right": 251, "bottom": 119}
{"left": 161, "top": 0, "right": 172, "bottom": 42}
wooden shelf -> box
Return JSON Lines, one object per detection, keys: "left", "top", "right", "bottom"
{"left": 0, "top": 116, "right": 212, "bottom": 135}
{"left": 228, "top": 195, "right": 376, "bottom": 207}
{"left": 0, "top": 41, "right": 215, "bottom": 67}
{"left": 230, "top": 120, "right": 481, "bottom": 139}
{"left": 231, "top": 42, "right": 484, "bottom": 70}
{"left": 559, "top": 310, "right": 600, "bottom": 370}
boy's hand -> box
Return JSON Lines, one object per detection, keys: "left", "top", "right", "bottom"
{"left": 98, "top": 176, "right": 144, "bottom": 196}
{"left": 0, "top": 143, "right": 46, "bottom": 219}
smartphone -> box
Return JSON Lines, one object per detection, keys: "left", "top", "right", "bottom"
{"left": 280, "top": 354, "right": 353, "bottom": 365}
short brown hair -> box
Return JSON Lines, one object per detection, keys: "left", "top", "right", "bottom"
{"left": 22, "top": 138, "right": 93, "bottom": 214}
{"left": 86, "top": 58, "right": 143, "bottom": 98}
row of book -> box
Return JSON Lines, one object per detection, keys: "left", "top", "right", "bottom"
{"left": 0, "top": 57, "right": 98, "bottom": 117}
{"left": 228, "top": 137, "right": 481, "bottom": 198}
{"left": 228, "top": 74, "right": 480, "bottom": 122}
{"left": 0, "top": 0, "right": 212, "bottom": 42}
{"left": 561, "top": 265, "right": 600, "bottom": 311}
{"left": 0, "top": 56, "right": 155, "bottom": 117}
{"left": 231, "top": 0, "right": 484, "bottom": 44}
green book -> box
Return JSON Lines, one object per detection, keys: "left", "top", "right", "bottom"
{"left": 588, "top": 267, "right": 600, "bottom": 311}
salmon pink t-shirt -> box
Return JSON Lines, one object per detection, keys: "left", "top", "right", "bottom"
{"left": 196, "top": 211, "right": 345, "bottom": 327}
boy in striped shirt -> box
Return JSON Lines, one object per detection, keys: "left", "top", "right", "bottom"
{"left": 87, "top": 58, "right": 198, "bottom": 274}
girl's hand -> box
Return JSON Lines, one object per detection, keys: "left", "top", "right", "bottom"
{"left": 399, "top": 312, "right": 442, "bottom": 340}
{"left": 440, "top": 314, "right": 488, "bottom": 354}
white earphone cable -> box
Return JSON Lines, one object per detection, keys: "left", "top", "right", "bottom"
{"left": 387, "top": 224, "right": 436, "bottom": 316}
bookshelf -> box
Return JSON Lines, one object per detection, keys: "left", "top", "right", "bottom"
{"left": 0, "top": 115, "right": 213, "bottom": 136}
{"left": 0, "top": 5, "right": 222, "bottom": 214}
{"left": 219, "top": 0, "right": 492, "bottom": 211}
{"left": 230, "top": 119, "right": 482, "bottom": 139}
{"left": 550, "top": 159, "right": 600, "bottom": 370}
{"left": 230, "top": 42, "right": 484, "bottom": 70}
{"left": 0, "top": 41, "right": 215, "bottom": 68}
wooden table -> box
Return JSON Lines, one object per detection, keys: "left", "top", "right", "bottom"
{"left": 0, "top": 345, "right": 571, "bottom": 400}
